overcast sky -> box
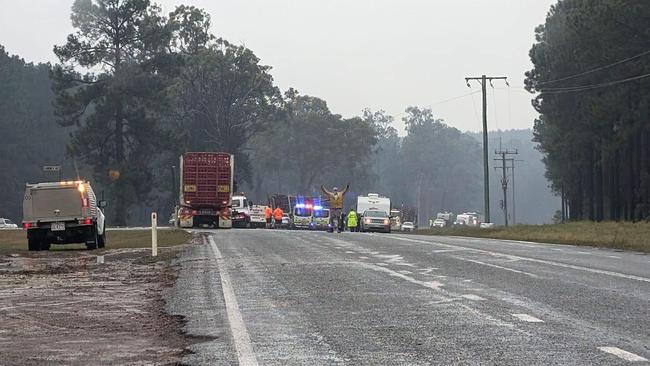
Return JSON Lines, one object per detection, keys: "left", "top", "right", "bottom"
{"left": 0, "top": 0, "right": 556, "bottom": 132}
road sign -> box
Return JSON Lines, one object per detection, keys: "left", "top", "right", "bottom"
{"left": 43, "top": 165, "right": 61, "bottom": 172}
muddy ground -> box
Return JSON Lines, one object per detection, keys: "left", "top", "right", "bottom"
{"left": 0, "top": 243, "right": 193, "bottom": 365}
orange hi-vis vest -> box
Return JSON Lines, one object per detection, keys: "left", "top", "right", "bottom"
{"left": 264, "top": 206, "right": 272, "bottom": 219}
{"left": 273, "top": 207, "right": 283, "bottom": 220}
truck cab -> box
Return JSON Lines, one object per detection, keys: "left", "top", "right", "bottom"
{"left": 231, "top": 194, "right": 251, "bottom": 228}
{"left": 22, "top": 181, "right": 106, "bottom": 251}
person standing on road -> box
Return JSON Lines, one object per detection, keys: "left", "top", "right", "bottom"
{"left": 321, "top": 183, "right": 349, "bottom": 230}
{"left": 273, "top": 206, "right": 284, "bottom": 229}
{"left": 429, "top": 218, "right": 433, "bottom": 228}
{"left": 347, "top": 209, "right": 358, "bottom": 232}
{"left": 264, "top": 206, "right": 273, "bottom": 229}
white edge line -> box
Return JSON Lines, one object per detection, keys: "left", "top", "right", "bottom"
{"left": 598, "top": 347, "right": 648, "bottom": 362}
{"left": 208, "top": 236, "right": 259, "bottom": 366}
{"left": 463, "top": 258, "right": 540, "bottom": 278}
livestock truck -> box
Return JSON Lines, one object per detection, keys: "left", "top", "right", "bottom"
{"left": 178, "top": 152, "right": 234, "bottom": 228}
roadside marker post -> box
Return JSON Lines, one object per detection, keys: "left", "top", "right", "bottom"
{"left": 152, "top": 212, "right": 158, "bottom": 257}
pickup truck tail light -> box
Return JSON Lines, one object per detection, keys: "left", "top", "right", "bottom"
{"left": 22, "top": 222, "right": 36, "bottom": 229}
{"left": 78, "top": 218, "right": 92, "bottom": 225}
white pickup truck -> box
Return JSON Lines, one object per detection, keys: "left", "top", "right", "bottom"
{"left": 22, "top": 181, "right": 106, "bottom": 251}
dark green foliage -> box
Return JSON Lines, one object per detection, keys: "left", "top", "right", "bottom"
{"left": 169, "top": 37, "right": 281, "bottom": 185}
{"left": 51, "top": 0, "right": 178, "bottom": 225}
{"left": 526, "top": 0, "right": 650, "bottom": 221}
{"left": 248, "top": 91, "right": 377, "bottom": 198}
{"left": 388, "top": 107, "right": 482, "bottom": 219}
{"left": 0, "top": 46, "right": 71, "bottom": 221}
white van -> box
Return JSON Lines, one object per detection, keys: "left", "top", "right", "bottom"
{"left": 22, "top": 181, "right": 106, "bottom": 251}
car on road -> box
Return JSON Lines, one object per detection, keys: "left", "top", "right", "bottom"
{"left": 22, "top": 181, "right": 106, "bottom": 251}
{"left": 276, "top": 213, "right": 291, "bottom": 229}
{"left": 480, "top": 222, "right": 495, "bottom": 228}
{"left": 401, "top": 221, "right": 415, "bottom": 232}
{"left": 360, "top": 210, "right": 391, "bottom": 233}
{"left": 432, "top": 218, "right": 446, "bottom": 228}
{"left": 0, "top": 218, "right": 18, "bottom": 229}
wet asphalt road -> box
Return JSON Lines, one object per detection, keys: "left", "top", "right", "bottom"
{"left": 165, "top": 229, "right": 650, "bottom": 365}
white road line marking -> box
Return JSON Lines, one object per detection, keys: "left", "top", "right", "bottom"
{"left": 208, "top": 236, "right": 259, "bottom": 366}
{"left": 358, "top": 262, "right": 444, "bottom": 290}
{"left": 464, "top": 259, "right": 540, "bottom": 278}
{"left": 605, "top": 255, "right": 621, "bottom": 259}
{"left": 461, "top": 294, "right": 485, "bottom": 301}
{"left": 389, "top": 235, "right": 650, "bottom": 284}
{"left": 432, "top": 249, "right": 463, "bottom": 253}
{"left": 345, "top": 251, "right": 355, "bottom": 254}
{"left": 598, "top": 347, "right": 648, "bottom": 362}
{"left": 512, "top": 314, "right": 544, "bottom": 323}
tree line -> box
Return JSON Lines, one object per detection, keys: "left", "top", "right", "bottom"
{"left": 526, "top": 0, "right": 650, "bottom": 222}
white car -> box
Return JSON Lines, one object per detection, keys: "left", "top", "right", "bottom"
{"left": 0, "top": 218, "right": 18, "bottom": 229}
{"left": 401, "top": 222, "right": 415, "bottom": 232}
{"left": 432, "top": 219, "right": 446, "bottom": 228}
{"left": 480, "top": 222, "right": 495, "bottom": 228}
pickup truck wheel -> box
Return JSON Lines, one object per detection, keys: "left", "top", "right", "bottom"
{"left": 86, "top": 227, "right": 99, "bottom": 250}
{"left": 28, "top": 237, "right": 41, "bottom": 251}
{"left": 97, "top": 230, "right": 106, "bottom": 248}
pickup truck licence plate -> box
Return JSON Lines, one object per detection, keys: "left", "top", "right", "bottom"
{"left": 51, "top": 222, "right": 65, "bottom": 231}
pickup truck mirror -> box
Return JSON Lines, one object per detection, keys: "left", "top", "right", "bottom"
{"left": 98, "top": 200, "right": 108, "bottom": 209}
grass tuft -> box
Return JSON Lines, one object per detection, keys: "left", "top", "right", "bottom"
{"left": 0, "top": 229, "right": 192, "bottom": 255}
{"left": 417, "top": 221, "right": 650, "bottom": 253}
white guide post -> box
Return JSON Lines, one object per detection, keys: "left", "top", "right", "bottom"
{"left": 151, "top": 212, "right": 158, "bottom": 257}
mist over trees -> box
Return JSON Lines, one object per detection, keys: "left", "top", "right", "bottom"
{"left": 526, "top": 0, "right": 650, "bottom": 222}
{"left": 0, "top": 46, "right": 72, "bottom": 220}
{"left": 1, "top": 0, "right": 566, "bottom": 226}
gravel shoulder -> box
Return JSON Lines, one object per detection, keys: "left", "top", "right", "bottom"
{"left": 0, "top": 244, "right": 192, "bottom": 365}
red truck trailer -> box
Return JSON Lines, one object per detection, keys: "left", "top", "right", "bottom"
{"left": 177, "top": 152, "right": 234, "bottom": 228}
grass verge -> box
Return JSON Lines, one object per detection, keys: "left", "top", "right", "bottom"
{"left": 0, "top": 229, "right": 192, "bottom": 255}
{"left": 416, "top": 221, "right": 650, "bottom": 253}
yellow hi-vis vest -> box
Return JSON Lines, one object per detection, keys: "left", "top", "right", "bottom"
{"left": 347, "top": 211, "right": 358, "bottom": 227}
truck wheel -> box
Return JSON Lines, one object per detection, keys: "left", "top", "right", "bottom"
{"left": 40, "top": 241, "right": 51, "bottom": 251}
{"left": 97, "top": 229, "right": 106, "bottom": 248}
{"left": 28, "top": 237, "right": 41, "bottom": 251}
{"left": 86, "top": 227, "right": 99, "bottom": 250}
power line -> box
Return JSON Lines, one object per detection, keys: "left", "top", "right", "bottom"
{"left": 536, "top": 49, "right": 650, "bottom": 86}
{"left": 539, "top": 72, "right": 650, "bottom": 94}
{"left": 430, "top": 90, "right": 481, "bottom": 107}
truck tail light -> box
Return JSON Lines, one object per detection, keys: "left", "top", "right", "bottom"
{"left": 78, "top": 218, "right": 92, "bottom": 225}
{"left": 23, "top": 222, "right": 36, "bottom": 229}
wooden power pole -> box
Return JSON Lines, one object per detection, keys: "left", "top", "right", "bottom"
{"left": 465, "top": 75, "right": 508, "bottom": 223}
{"left": 494, "top": 147, "right": 518, "bottom": 226}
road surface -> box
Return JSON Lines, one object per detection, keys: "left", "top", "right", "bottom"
{"left": 166, "top": 229, "right": 650, "bottom": 365}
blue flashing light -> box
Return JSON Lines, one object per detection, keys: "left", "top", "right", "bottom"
{"left": 296, "top": 203, "right": 305, "bottom": 208}
{"left": 313, "top": 205, "right": 323, "bottom": 210}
